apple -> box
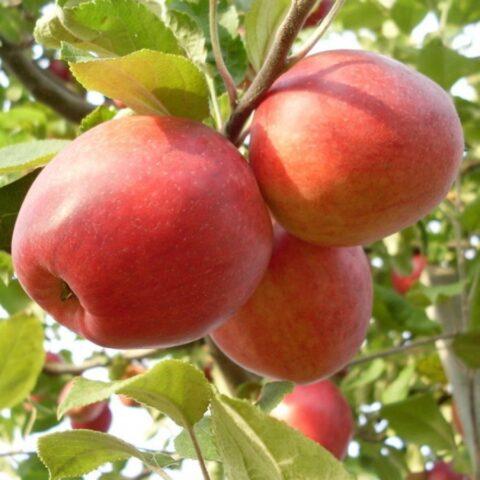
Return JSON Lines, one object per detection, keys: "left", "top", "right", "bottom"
{"left": 272, "top": 380, "right": 354, "bottom": 459}
{"left": 12, "top": 115, "right": 273, "bottom": 349}
{"left": 119, "top": 363, "right": 145, "bottom": 407}
{"left": 71, "top": 403, "right": 112, "bottom": 433}
{"left": 211, "top": 226, "right": 372, "bottom": 383}
{"left": 428, "top": 462, "right": 468, "bottom": 480}
{"left": 391, "top": 253, "right": 427, "bottom": 294}
{"left": 59, "top": 379, "right": 110, "bottom": 423}
{"left": 49, "top": 60, "right": 72, "bottom": 82}
{"left": 249, "top": 49, "right": 464, "bottom": 247}
{"left": 304, "top": 0, "right": 334, "bottom": 27}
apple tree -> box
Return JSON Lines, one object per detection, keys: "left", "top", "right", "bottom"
{"left": 0, "top": 1, "right": 479, "bottom": 479}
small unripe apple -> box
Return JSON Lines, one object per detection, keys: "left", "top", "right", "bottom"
{"left": 119, "top": 363, "right": 145, "bottom": 407}
{"left": 12, "top": 116, "right": 272, "bottom": 349}
{"left": 304, "top": 0, "right": 334, "bottom": 27}
{"left": 272, "top": 380, "right": 354, "bottom": 459}
{"left": 211, "top": 226, "right": 372, "bottom": 383}
{"left": 391, "top": 253, "right": 427, "bottom": 294}
{"left": 49, "top": 60, "right": 72, "bottom": 82}
{"left": 250, "top": 50, "right": 463, "bottom": 246}
{"left": 59, "top": 379, "right": 109, "bottom": 423}
{"left": 71, "top": 404, "right": 112, "bottom": 433}
{"left": 428, "top": 462, "right": 468, "bottom": 480}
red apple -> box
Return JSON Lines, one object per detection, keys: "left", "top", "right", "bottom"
{"left": 428, "top": 462, "right": 468, "bottom": 480}
{"left": 391, "top": 253, "right": 427, "bottom": 294}
{"left": 71, "top": 403, "right": 112, "bottom": 433}
{"left": 12, "top": 116, "right": 272, "bottom": 349}
{"left": 113, "top": 99, "right": 126, "bottom": 109}
{"left": 59, "top": 379, "right": 110, "bottom": 423}
{"left": 211, "top": 226, "right": 372, "bottom": 383}
{"left": 49, "top": 60, "right": 72, "bottom": 82}
{"left": 250, "top": 50, "right": 463, "bottom": 246}
{"left": 272, "top": 380, "right": 354, "bottom": 459}
{"left": 304, "top": 0, "right": 334, "bottom": 27}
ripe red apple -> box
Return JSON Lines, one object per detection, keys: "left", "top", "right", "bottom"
{"left": 304, "top": 0, "right": 334, "bottom": 27}
{"left": 211, "top": 226, "right": 372, "bottom": 383}
{"left": 428, "top": 462, "right": 468, "bottom": 480}
{"left": 12, "top": 116, "right": 272, "bottom": 349}
{"left": 119, "top": 363, "right": 145, "bottom": 407}
{"left": 250, "top": 50, "right": 464, "bottom": 246}
{"left": 272, "top": 380, "right": 354, "bottom": 459}
{"left": 71, "top": 403, "right": 112, "bottom": 433}
{"left": 49, "top": 60, "right": 72, "bottom": 82}
{"left": 391, "top": 253, "right": 427, "bottom": 294}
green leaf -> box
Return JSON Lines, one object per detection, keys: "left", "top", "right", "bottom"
{"left": 70, "top": 49, "right": 210, "bottom": 121}
{"left": 0, "top": 140, "right": 69, "bottom": 173}
{"left": 0, "top": 314, "right": 44, "bottom": 409}
{"left": 58, "top": 359, "right": 211, "bottom": 427}
{"left": 37, "top": 430, "right": 176, "bottom": 480}
{"left": 174, "top": 416, "right": 221, "bottom": 462}
{"left": 166, "top": 9, "right": 207, "bottom": 65}
{"left": 452, "top": 331, "right": 480, "bottom": 369}
{"left": 0, "top": 6, "right": 32, "bottom": 44}
{"left": 382, "top": 394, "right": 455, "bottom": 451}
{"left": 373, "top": 284, "right": 439, "bottom": 335}
{"left": 417, "top": 38, "right": 480, "bottom": 90}
{"left": 461, "top": 196, "right": 480, "bottom": 232}
{"left": 79, "top": 105, "right": 117, "bottom": 133}
{"left": 38, "top": 0, "right": 182, "bottom": 57}
{"left": 391, "top": 0, "right": 428, "bottom": 33}
{"left": 244, "top": 0, "right": 291, "bottom": 72}
{"left": 0, "top": 171, "right": 40, "bottom": 253}
{"left": 342, "top": 359, "right": 386, "bottom": 391}
{"left": 0, "top": 251, "right": 13, "bottom": 285}
{"left": 211, "top": 395, "right": 352, "bottom": 480}
{"left": 256, "top": 381, "right": 294, "bottom": 413}
{"left": 0, "top": 279, "right": 32, "bottom": 314}
{"left": 381, "top": 364, "right": 415, "bottom": 404}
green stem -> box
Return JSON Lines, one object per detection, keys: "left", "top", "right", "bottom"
{"left": 347, "top": 332, "right": 457, "bottom": 368}
{"left": 209, "top": 0, "right": 237, "bottom": 108}
{"left": 187, "top": 425, "right": 211, "bottom": 480}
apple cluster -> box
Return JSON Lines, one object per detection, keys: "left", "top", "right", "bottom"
{"left": 12, "top": 46, "right": 463, "bottom": 455}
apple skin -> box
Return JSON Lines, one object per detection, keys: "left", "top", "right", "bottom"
{"left": 211, "top": 226, "right": 372, "bottom": 383}
{"left": 272, "top": 380, "right": 354, "bottom": 459}
{"left": 71, "top": 404, "right": 112, "bottom": 433}
{"left": 49, "top": 60, "right": 72, "bottom": 82}
{"left": 58, "top": 379, "right": 109, "bottom": 423}
{"left": 391, "top": 253, "right": 427, "bottom": 294}
{"left": 428, "top": 462, "right": 468, "bottom": 480}
{"left": 304, "top": 0, "right": 334, "bottom": 27}
{"left": 249, "top": 50, "right": 464, "bottom": 246}
{"left": 12, "top": 115, "right": 273, "bottom": 349}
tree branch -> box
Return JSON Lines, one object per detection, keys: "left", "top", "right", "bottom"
{"left": 0, "top": 38, "right": 93, "bottom": 123}
{"left": 209, "top": 0, "right": 237, "bottom": 109}
{"left": 347, "top": 332, "right": 458, "bottom": 368}
{"left": 224, "top": 0, "right": 317, "bottom": 144}
{"left": 44, "top": 348, "right": 161, "bottom": 375}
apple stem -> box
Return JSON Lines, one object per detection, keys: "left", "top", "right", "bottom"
{"left": 224, "top": 0, "right": 317, "bottom": 145}
{"left": 60, "top": 280, "right": 76, "bottom": 302}
{"left": 209, "top": 0, "right": 238, "bottom": 109}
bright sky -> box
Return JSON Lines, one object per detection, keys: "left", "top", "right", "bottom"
{"left": 0, "top": 9, "right": 479, "bottom": 480}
